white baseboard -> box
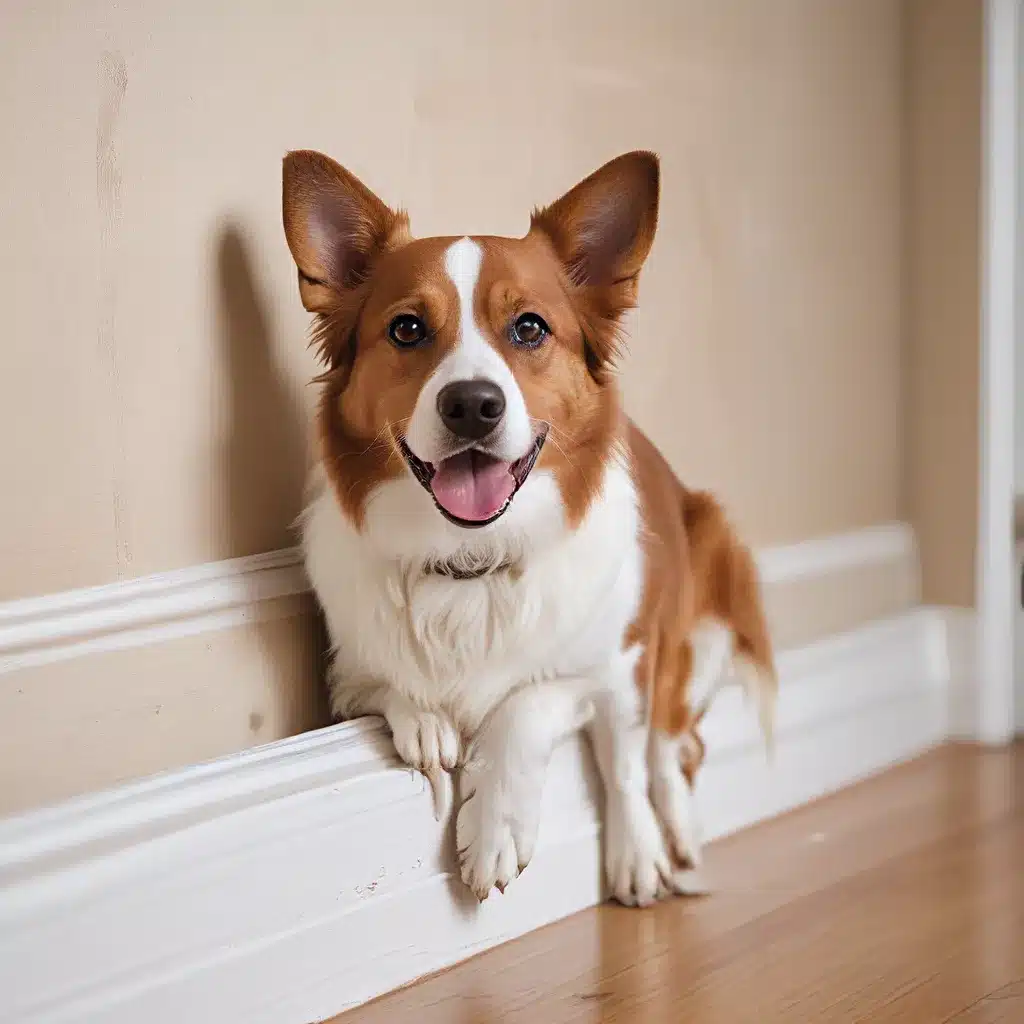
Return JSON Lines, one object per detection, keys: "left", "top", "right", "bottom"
{"left": 926, "top": 605, "right": 978, "bottom": 739}
{"left": 0, "top": 522, "right": 914, "bottom": 676}
{"left": 0, "top": 607, "right": 949, "bottom": 1024}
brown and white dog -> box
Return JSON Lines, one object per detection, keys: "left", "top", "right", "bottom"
{"left": 282, "top": 150, "right": 775, "bottom": 907}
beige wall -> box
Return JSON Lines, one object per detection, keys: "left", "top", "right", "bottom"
{"left": 903, "top": 0, "right": 983, "bottom": 608}
{"left": 0, "top": 1, "right": 914, "bottom": 814}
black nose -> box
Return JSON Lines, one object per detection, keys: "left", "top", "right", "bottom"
{"left": 436, "top": 379, "right": 506, "bottom": 441}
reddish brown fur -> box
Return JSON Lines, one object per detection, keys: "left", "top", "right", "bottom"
{"left": 282, "top": 149, "right": 775, "bottom": 763}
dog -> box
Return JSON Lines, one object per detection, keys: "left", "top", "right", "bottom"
{"left": 282, "top": 149, "right": 776, "bottom": 906}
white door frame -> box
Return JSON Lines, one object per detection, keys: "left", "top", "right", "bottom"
{"left": 977, "top": 0, "right": 1021, "bottom": 743}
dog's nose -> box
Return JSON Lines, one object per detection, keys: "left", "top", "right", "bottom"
{"left": 436, "top": 379, "right": 506, "bottom": 441}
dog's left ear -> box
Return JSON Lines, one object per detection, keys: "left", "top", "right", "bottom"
{"left": 530, "top": 151, "right": 660, "bottom": 295}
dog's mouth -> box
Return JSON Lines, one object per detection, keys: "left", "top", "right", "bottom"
{"left": 399, "top": 430, "right": 547, "bottom": 529}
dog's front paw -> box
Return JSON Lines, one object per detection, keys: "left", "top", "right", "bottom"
{"left": 456, "top": 792, "right": 522, "bottom": 901}
{"left": 385, "top": 702, "right": 460, "bottom": 819}
{"left": 456, "top": 762, "right": 539, "bottom": 902}
{"left": 388, "top": 706, "right": 460, "bottom": 774}
{"left": 604, "top": 794, "right": 675, "bottom": 908}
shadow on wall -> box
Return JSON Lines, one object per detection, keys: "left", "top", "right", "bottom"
{"left": 215, "top": 223, "right": 331, "bottom": 736}
{"left": 216, "top": 222, "right": 307, "bottom": 556}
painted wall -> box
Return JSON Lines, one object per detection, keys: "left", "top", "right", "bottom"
{"left": 903, "top": 0, "right": 983, "bottom": 608}
{"left": 0, "top": 0, "right": 912, "bottom": 813}
{"left": 1018, "top": 6, "right": 1024, "bottom": 738}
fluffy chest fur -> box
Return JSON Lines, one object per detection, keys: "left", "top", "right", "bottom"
{"left": 303, "top": 458, "right": 643, "bottom": 733}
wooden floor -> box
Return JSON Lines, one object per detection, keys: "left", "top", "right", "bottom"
{"left": 332, "top": 744, "right": 1023, "bottom": 1023}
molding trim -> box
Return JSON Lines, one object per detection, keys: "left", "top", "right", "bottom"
{"left": 0, "top": 549, "right": 307, "bottom": 676}
{"left": 755, "top": 521, "right": 915, "bottom": 586}
{"left": 0, "top": 608, "right": 949, "bottom": 1024}
{"left": 0, "top": 522, "right": 916, "bottom": 677}
{"left": 976, "top": 0, "right": 1020, "bottom": 743}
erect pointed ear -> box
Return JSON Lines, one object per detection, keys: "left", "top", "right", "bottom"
{"left": 530, "top": 151, "right": 660, "bottom": 292}
{"left": 282, "top": 150, "right": 409, "bottom": 313}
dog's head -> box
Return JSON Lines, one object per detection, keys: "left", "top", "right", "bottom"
{"left": 282, "top": 150, "right": 659, "bottom": 562}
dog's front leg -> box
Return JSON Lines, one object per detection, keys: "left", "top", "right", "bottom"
{"left": 456, "top": 681, "right": 593, "bottom": 901}
{"left": 333, "top": 679, "right": 460, "bottom": 820}
{"left": 586, "top": 652, "right": 709, "bottom": 908}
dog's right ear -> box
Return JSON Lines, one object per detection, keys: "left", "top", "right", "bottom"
{"left": 282, "top": 151, "right": 409, "bottom": 313}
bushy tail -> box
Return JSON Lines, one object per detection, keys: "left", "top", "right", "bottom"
{"left": 683, "top": 489, "right": 778, "bottom": 753}
{"left": 727, "top": 541, "right": 778, "bottom": 754}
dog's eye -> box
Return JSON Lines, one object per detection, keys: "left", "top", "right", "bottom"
{"left": 510, "top": 313, "right": 550, "bottom": 349}
{"left": 388, "top": 314, "right": 428, "bottom": 349}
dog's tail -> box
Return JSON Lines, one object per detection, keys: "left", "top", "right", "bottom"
{"left": 683, "top": 489, "right": 778, "bottom": 753}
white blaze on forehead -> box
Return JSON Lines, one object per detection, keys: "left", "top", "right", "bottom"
{"left": 403, "top": 237, "right": 533, "bottom": 462}
{"left": 444, "top": 237, "right": 511, "bottom": 379}
{"left": 445, "top": 236, "right": 484, "bottom": 332}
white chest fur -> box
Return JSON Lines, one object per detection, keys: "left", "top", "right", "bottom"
{"left": 301, "top": 460, "right": 644, "bottom": 733}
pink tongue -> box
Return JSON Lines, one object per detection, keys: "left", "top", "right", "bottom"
{"left": 430, "top": 450, "right": 516, "bottom": 522}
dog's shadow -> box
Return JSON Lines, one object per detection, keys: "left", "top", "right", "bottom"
{"left": 215, "top": 222, "right": 331, "bottom": 736}
{"left": 437, "top": 782, "right": 487, "bottom": 920}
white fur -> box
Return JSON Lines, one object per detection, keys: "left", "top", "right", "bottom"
{"left": 649, "top": 729, "right": 704, "bottom": 871}
{"left": 685, "top": 618, "right": 735, "bottom": 719}
{"left": 302, "top": 236, "right": 682, "bottom": 902}
{"left": 303, "top": 457, "right": 642, "bottom": 738}
{"left": 457, "top": 681, "right": 594, "bottom": 899}
{"left": 684, "top": 617, "right": 776, "bottom": 755}
{"left": 587, "top": 655, "right": 670, "bottom": 906}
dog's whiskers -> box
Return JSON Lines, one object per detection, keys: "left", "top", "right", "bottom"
{"left": 536, "top": 420, "right": 585, "bottom": 477}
